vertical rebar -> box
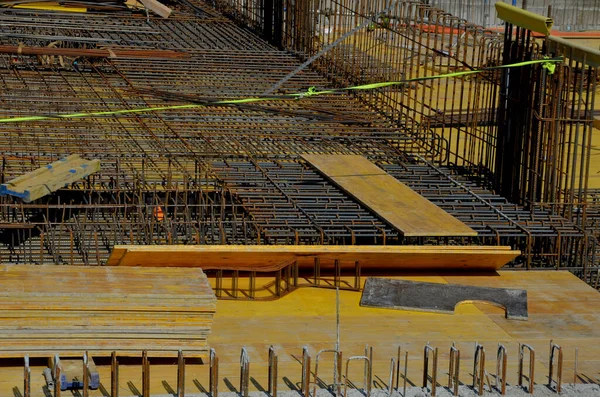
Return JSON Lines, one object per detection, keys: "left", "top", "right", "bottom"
{"left": 111, "top": 351, "right": 119, "bottom": 397}
{"left": 548, "top": 342, "right": 562, "bottom": 393}
{"left": 210, "top": 348, "right": 219, "bottom": 397}
{"left": 177, "top": 350, "right": 185, "bottom": 397}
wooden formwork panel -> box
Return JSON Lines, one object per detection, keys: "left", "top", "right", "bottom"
{"left": 301, "top": 154, "right": 477, "bottom": 237}
{"left": 0, "top": 265, "right": 216, "bottom": 358}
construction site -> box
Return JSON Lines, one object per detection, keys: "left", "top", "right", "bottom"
{"left": 0, "top": 0, "right": 599, "bottom": 395}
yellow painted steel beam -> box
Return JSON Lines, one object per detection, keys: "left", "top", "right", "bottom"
{"left": 547, "top": 35, "right": 600, "bottom": 67}
{"left": 495, "top": 2, "right": 553, "bottom": 36}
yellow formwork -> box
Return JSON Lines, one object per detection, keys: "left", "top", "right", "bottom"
{"left": 0, "top": 271, "right": 598, "bottom": 396}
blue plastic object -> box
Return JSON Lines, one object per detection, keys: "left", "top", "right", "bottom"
{"left": 59, "top": 372, "right": 100, "bottom": 390}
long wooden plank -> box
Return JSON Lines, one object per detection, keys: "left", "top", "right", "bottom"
{"left": 106, "top": 244, "right": 520, "bottom": 270}
{"left": 301, "top": 154, "right": 477, "bottom": 237}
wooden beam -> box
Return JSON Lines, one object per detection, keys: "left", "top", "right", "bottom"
{"left": 139, "top": 0, "right": 172, "bottom": 18}
{"left": 301, "top": 154, "right": 477, "bottom": 237}
{"left": 106, "top": 244, "right": 520, "bottom": 271}
{"left": 0, "top": 154, "right": 100, "bottom": 203}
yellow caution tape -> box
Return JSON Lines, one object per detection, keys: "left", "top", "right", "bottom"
{"left": 0, "top": 57, "right": 562, "bottom": 124}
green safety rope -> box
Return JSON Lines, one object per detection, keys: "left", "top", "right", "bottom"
{"left": 0, "top": 57, "right": 562, "bottom": 124}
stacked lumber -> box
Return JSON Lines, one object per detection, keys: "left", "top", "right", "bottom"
{"left": 107, "top": 244, "right": 521, "bottom": 271}
{"left": 0, "top": 265, "right": 216, "bottom": 358}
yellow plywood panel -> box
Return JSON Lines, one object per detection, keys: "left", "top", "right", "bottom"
{"left": 0, "top": 154, "right": 99, "bottom": 202}
{"left": 207, "top": 271, "right": 600, "bottom": 387}
{"left": 301, "top": 154, "right": 477, "bottom": 237}
{"left": 0, "top": 271, "right": 598, "bottom": 394}
{"left": 106, "top": 244, "right": 520, "bottom": 271}
{"left": 0, "top": 265, "right": 216, "bottom": 357}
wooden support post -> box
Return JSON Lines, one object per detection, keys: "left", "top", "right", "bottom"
{"left": 249, "top": 271, "right": 256, "bottom": 299}
{"left": 216, "top": 270, "right": 223, "bottom": 298}
{"left": 293, "top": 260, "right": 299, "bottom": 288}
{"left": 111, "top": 352, "right": 119, "bottom": 397}
{"left": 177, "top": 350, "right": 185, "bottom": 397}
{"left": 334, "top": 259, "right": 341, "bottom": 288}
{"left": 354, "top": 261, "right": 361, "bottom": 290}
{"left": 284, "top": 264, "right": 291, "bottom": 292}
{"left": 232, "top": 270, "right": 239, "bottom": 298}
{"left": 275, "top": 270, "right": 281, "bottom": 297}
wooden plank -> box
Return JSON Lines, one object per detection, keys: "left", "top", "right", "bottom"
{"left": 139, "top": 0, "right": 172, "bottom": 18}
{"left": 301, "top": 154, "right": 477, "bottom": 237}
{"left": 0, "top": 265, "right": 216, "bottom": 356}
{"left": 0, "top": 154, "right": 100, "bottom": 202}
{"left": 106, "top": 244, "right": 519, "bottom": 270}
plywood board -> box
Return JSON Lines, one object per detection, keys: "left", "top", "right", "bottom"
{"left": 301, "top": 154, "right": 477, "bottom": 237}
{"left": 0, "top": 265, "right": 216, "bottom": 357}
{"left": 106, "top": 244, "right": 520, "bottom": 270}
{"left": 0, "top": 154, "right": 100, "bottom": 202}
{"left": 207, "top": 271, "right": 600, "bottom": 389}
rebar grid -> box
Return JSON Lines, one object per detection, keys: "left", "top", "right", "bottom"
{"left": 0, "top": 1, "right": 597, "bottom": 278}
